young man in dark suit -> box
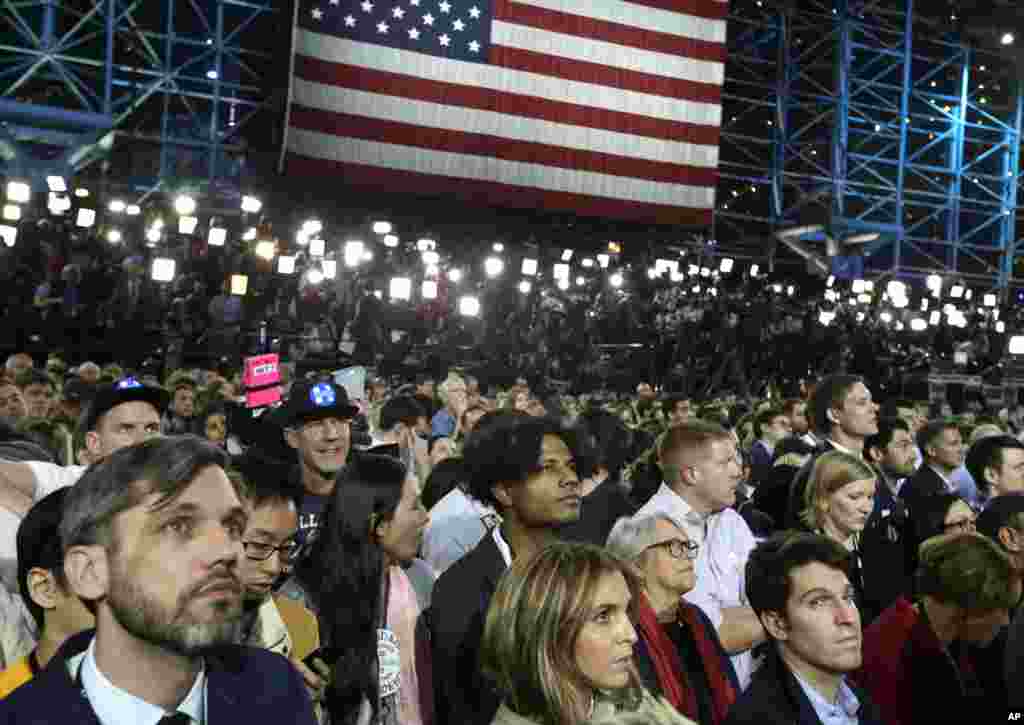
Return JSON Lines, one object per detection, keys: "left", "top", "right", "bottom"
{"left": 898, "top": 419, "right": 964, "bottom": 518}
{"left": 431, "top": 412, "right": 582, "bottom": 725}
{"left": 0, "top": 435, "right": 316, "bottom": 725}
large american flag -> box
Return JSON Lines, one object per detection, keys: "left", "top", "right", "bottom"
{"left": 282, "top": 0, "right": 727, "bottom": 226}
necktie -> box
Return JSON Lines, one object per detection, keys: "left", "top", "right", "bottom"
{"left": 157, "top": 714, "right": 192, "bottom": 725}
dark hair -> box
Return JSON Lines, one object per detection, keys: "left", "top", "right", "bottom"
{"left": 878, "top": 399, "right": 917, "bottom": 420}
{"left": 463, "top": 414, "right": 578, "bottom": 510}
{"left": 18, "top": 489, "right": 70, "bottom": 629}
{"left": 966, "top": 434, "right": 1024, "bottom": 496}
{"left": 293, "top": 453, "right": 408, "bottom": 725}
{"left": 422, "top": 457, "right": 466, "bottom": 510}
{"left": 808, "top": 374, "right": 862, "bottom": 435}
{"left": 379, "top": 395, "right": 426, "bottom": 432}
{"left": 864, "top": 417, "right": 911, "bottom": 457}
{"left": 745, "top": 531, "right": 852, "bottom": 631}
{"left": 230, "top": 463, "right": 302, "bottom": 513}
{"left": 753, "top": 407, "right": 786, "bottom": 440}
{"left": 916, "top": 419, "right": 959, "bottom": 459}
{"left": 576, "top": 409, "right": 636, "bottom": 481}
{"left": 16, "top": 368, "right": 53, "bottom": 391}
{"left": 661, "top": 395, "right": 691, "bottom": 417}
{"left": 60, "top": 435, "right": 237, "bottom": 551}
{"left": 781, "top": 398, "right": 805, "bottom": 417}
{"left": 911, "top": 494, "right": 968, "bottom": 551}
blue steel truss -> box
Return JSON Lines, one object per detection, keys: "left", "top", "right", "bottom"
{"left": 717, "top": 0, "right": 1024, "bottom": 291}
{"left": 0, "top": 0, "right": 277, "bottom": 197}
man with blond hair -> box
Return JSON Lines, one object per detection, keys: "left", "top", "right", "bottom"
{"left": 635, "top": 421, "right": 766, "bottom": 689}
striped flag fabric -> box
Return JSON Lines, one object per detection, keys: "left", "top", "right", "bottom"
{"left": 282, "top": 0, "right": 728, "bottom": 226}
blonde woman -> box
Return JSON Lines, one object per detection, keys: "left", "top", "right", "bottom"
{"left": 480, "top": 542, "right": 645, "bottom": 725}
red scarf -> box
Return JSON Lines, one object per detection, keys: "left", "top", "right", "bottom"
{"left": 635, "top": 592, "right": 737, "bottom": 725}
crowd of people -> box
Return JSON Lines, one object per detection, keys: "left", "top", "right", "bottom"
{"left": 0, "top": 348, "right": 1021, "bottom": 724}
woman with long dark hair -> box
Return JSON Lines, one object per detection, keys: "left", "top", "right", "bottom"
{"left": 288, "top": 454, "right": 432, "bottom": 725}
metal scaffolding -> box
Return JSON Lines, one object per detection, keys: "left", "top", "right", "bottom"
{"left": 718, "top": 0, "right": 1024, "bottom": 291}
{"left": 0, "top": 0, "right": 278, "bottom": 198}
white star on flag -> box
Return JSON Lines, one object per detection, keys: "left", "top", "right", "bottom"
{"left": 469, "top": 40, "right": 480, "bottom": 52}
{"left": 422, "top": 12, "right": 434, "bottom": 25}
{"left": 344, "top": 14, "right": 356, "bottom": 25}
{"left": 468, "top": 5, "right": 480, "bottom": 18}
{"left": 408, "top": 26, "right": 420, "bottom": 39}
{"left": 409, "top": 0, "right": 420, "bottom": 5}
{"left": 439, "top": 0, "right": 451, "bottom": 13}
{"left": 361, "top": 0, "right": 374, "bottom": 12}
{"left": 453, "top": 18, "right": 465, "bottom": 31}
{"left": 392, "top": 6, "right": 405, "bottom": 18}
{"left": 311, "top": 7, "right": 323, "bottom": 19}
{"left": 329, "top": 0, "right": 339, "bottom": 5}
{"left": 377, "top": 21, "right": 389, "bottom": 33}
{"left": 439, "top": 33, "right": 451, "bottom": 46}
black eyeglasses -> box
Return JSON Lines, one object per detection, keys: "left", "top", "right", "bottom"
{"left": 242, "top": 540, "right": 300, "bottom": 562}
{"left": 651, "top": 539, "right": 700, "bottom": 560}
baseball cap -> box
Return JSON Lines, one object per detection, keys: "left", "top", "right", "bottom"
{"left": 280, "top": 380, "right": 359, "bottom": 427}
{"left": 18, "top": 488, "right": 70, "bottom": 626}
{"left": 977, "top": 492, "right": 1024, "bottom": 542}
{"left": 79, "top": 377, "right": 170, "bottom": 433}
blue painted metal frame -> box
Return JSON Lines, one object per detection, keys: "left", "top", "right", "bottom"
{"left": 0, "top": 0, "right": 276, "bottom": 197}
{"left": 717, "top": 0, "right": 1023, "bottom": 289}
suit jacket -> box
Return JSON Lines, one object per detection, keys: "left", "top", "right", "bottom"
{"left": 725, "top": 649, "right": 884, "bottom": 725}
{"left": 430, "top": 532, "right": 507, "bottom": 725}
{"left": 857, "top": 477, "right": 912, "bottom": 625}
{"left": 897, "top": 465, "right": 950, "bottom": 518}
{"left": 0, "top": 629, "right": 317, "bottom": 724}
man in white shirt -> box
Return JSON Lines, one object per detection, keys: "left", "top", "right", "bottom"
{"left": 0, "top": 378, "right": 168, "bottom": 519}
{"left": 635, "top": 420, "right": 766, "bottom": 689}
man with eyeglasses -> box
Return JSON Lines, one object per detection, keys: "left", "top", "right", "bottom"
{"left": 607, "top": 513, "right": 738, "bottom": 725}
{"left": 279, "top": 380, "right": 359, "bottom": 554}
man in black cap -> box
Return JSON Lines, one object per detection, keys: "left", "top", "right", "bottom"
{"left": 0, "top": 377, "right": 168, "bottom": 518}
{"left": 279, "top": 379, "right": 359, "bottom": 553}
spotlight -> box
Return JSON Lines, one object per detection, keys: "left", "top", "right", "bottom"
{"left": 0, "top": 225, "right": 17, "bottom": 247}
{"left": 108, "top": 199, "right": 126, "bottom": 214}
{"left": 921, "top": 298, "right": 930, "bottom": 311}
{"left": 174, "top": 195, "right": 197, "bottom": 216}
{"left": 322, "top": 260, "right": 337, "bottom": 279}
{"left": 518, "top": 280, "right": 532, "bottom": 294}
{"left": 384, "top": 234, "right": 399, "bottom": 248}
{"left": 47, "top": 194, "right": 70, "bottom": 215}
{"left": 106, "top": 228, "right": 122, "bottom": 244}
{"left": 521, "top": 258, "right": 538, "bottom": 275}
{"left": 857, "top": 293, "right": 871, "bottom": 304}
{"left": 243, "top": 227, "right": 258, "bottom": 241}
{"left": 561, "top": 249, "right": 574, "bottom": 262}
{"left": 929, "top": 310, "right": 941, "bottom": 325}
{"left": 819, "top": 310, "right": 836, "bottom": 325}
{"left": 422, "top": 280, "right": 438, "bottom": 299}
{"left": 305, "top": 269, "right": 324, "bottom": 285}
{"left": 950, "top": 284, "right": 964, "bottom": 299}
{"left": 647, "top": 268, "right": 657, "bottom": 280}
{"left": 787, "top": 285, "right": 795, "bottom": 296}
{"left": 926, "top": 274, "right": 942, "bottom": 291}
{"left": 241, "top": 196, "right": 262, "bottom": 214}
{"left": 609, "top": 272, "right": 624, "bottom": 288}
{"left": 880, "top": 311, "right": 893, "bottom": 323}
{"left": 492, "top": 243, "right": 504, "bottom": 253}
{"left": 996, "top": 321, "right": 1006, "bottom": 334}
{"left": 425, "top": 264, "right": 440, "bottom": 277}
{"left": 417, "top": 238, "right": 435, "bottom": 252}
{"left": 597, "top": 254, "right": 610, "bottom": 268}
{"left": 448, "top": 268, "right": 463, "bottom": 283}
{"left": 575, "top": 275, "right": 586, "bottom": 286}
{"left": 146, "top": 227, "right": 162, "bottom": 244}
{"left": 422, "top": 250, "right": 440, "bottom": 266}
{"left": 126, "top": 205, "right": 141, "bottom": 216}
{"left": 208, "top": 227, "right": 227, "bottom": 246}
{"left": 864, "top": 281, "right": 874, "bottom": 292}
{"left": 910, "top": 318, "right": 927, "bottom": 332}
{"left": 45, "top": 176, "right": 66, "bottom": 193}
{"left": 750, "top": 264, "right": 760, "bottom": 277}
{"left": 362, "top": 250, "right": 374, "bottom": 262}
{"left": 582, "top": 258, "right": 594, "bottom": 268}
{"left": 74, "top": 188, "right": 89, "bottom": 198}
{"left": 5, "top": 181, "right": 30, "bottom": 204}
{"left": 2, "top": 205, "right": 20, "bottom": 222}
{"left": 231, "top": 275, "right": 249, "bottom": 295}
{"left": 826, "top": 275, "right": 835, "bottom": 287}
{"left": 557, "top": 279, "right": 570, "bottom": 290}
{"left": 984, "top": 293, "right": 997, "bottom": 307}
{"left": 553, "top": 263, "right": 570, "bottom": 280}
{"left": 302, "top": 220, "right": 323, "bottom": 236}
{"left": 484, "top": 257, "right": 504, "bottom": 277}
{"left": 887, "top": 280, "right": 906, "bottom": 297}
{"left": 278, "top": 256, "right": 296, "bottom": 274}
{"left": 700, "top": 267, "right": 711, "bottom": 278}
{"left": 344, "top": 240, "right": 364, "bottom": 267}
{"left": 1002, "top": 32, "right": 1015, "bottom": 46}
{"left": 390, "top": 277, "right": 412, "bottom": 301}
{"left": 254, "top": 241, "right": 276, "bottom": 260}
{"left": 151, "top": 258, "right": 176, "bottom": 282}
{"left": 893, "top": 296, "right": 909, "bottom": 309}
{"left": 373, "top": 221, "right": 392, "bottom": 234}
{"left": 178, "top": 216, "right": 199, "bottom": 235}
{"left": 688, "top": 264, "right": 700, "bottom": 276}
{"left": 459, "top": 295, "right": 481, "bottom": 317}
{"left": 852, "top": 279, "right": 866, "bottom": 293}
{"left": 692, "top": 285, "right": 702, "bottom": 294}
{"left": 309, "top": 237, "right": 325, "bottom": 257}
{"left": 719, "top": 258, "right": 734, "bottom": 273}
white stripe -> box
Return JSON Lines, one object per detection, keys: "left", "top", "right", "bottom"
{"left": 296, "top": 31, "right": 722, "bottom": 128}
{"left": 293, "top": 78, "right": 720, "bottom": 168}
{"left": 288, "top": 127, "right": 715, "bottom": 208}
{"left": 493, "top": 19, "right": 724, "bottom": 86}
{"left": 512, "top": 0, "right": 727, "bottom": 44}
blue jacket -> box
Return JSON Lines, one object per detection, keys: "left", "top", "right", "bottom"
{"left": 0, "top": 630, "right": 317, "bottom": 725}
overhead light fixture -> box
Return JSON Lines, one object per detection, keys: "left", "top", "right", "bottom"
{"left": 929, "top": 310, "right": 941, "bottom": 326}
{"left": 362, "top": 250, "right": 374, "bottom": 262}
{"left": 879, "top": 311, "right": 893, "bottom": 324}
{"left": 448, "top": 268, "right": 463, "bottom": 283}
{"left": 76, "top": 208, "right": 96, "bottom": 228}
{"left": 484, "top": 256, "right": 504, "bottom": 277}
{"left": 390, "top": 277, "right": 412, "bottom": 301}
{"left": 518, "top": 280, "right": 532, "bottom": 294}
{"left": 179, "top": 216, "right": 199, "bottom": 235}
{"left": 277, "top": 255, "right": 296, "bottom": 274}
{"left": 459, "top": 295, "right": 481, "bottom": 316}
{"left": 787, "top": 285, "right": 795, "bottom": 296}
{"left": 422, "top": 280, "right": 438, "bottom": 299}
{"left": 2, "top": 205, "right": 20, "bottom": 222}
{"left": 521, "top": 258, "right": 538, "bottom": 275}
{"left": 984, "top": 293, "right": 997, "bottom": 307}
{"left": 492, "top": 242, "right": 504, "bottom": 253}
{"left": 425, "top": 264, "right": 440, "bottom": 277}
{"left": 910, "top": 318, "right": 927, "bottom": 332}
{"left": 826, "top": 275, "right": 835, "bottom": 287}
{"left": 1002, "top": 32, "right": 1015, "bottom": 46}
{"left": 597, "top": 254, "right": 610, "bottom": 268}
{"left": 0, "top": 225, "right": 17, "bottom": 247}
{"left": 609, "top": 272, "right": 624, "bottom": 288}
{"left": 575, "top": 275, "right": 586, "bottom": 287}
{"left": 887, "top": 280, "right": 906, "bottom": 297}
{"left": 106, "top": 228, "right": 122, "bottom": 244}
{"left": 45, "top": 176, "right": 66, "bottom": 193}
{"left": 926, "top": 274, "right": 942, "bottom": 291}
{"left": 108, "top": 199, "right": 126, "bottom": 214}
{"left": 208, "top": 226, "right": 227, "bottom": 246}
{"left": 950, "top": 284, "right": 964, "bottom": 299}
{"left": 561, "top": 249, "right": 574, "bottom": 262}
{"left": 852, "top": 279, "right": 866, "bottom": 293}
{"left": 243, "top": 227, "right": 258, "bottom": 241}
{"left": 582, "top": 258, "right": 595, "bottom": 268}
{"left": 5, "top": 181, "right": 30, "bottom": 204}
{"left": 719, "top": 258, "right": 734, "bottom": 273}
{"left": 230, "top": 275, "right": 249, "bottom": 295}
{"left": 151, "top": 258, "right": 176, "bottom": 282}
{"left": 322, "top": 259, "right": 337, "bottom": 279}
{"left": 996, "top": 321, "right": 1006, "bottom": 333}
{"left": 309, "top": 237, "right": 325, "bottom": 257}
{"left": 126, "top": 204, "right": 141, "bottom": 216}
{"left": 688, "top": 264, "right": 700, "bottom": 276}
{"left": 344, "top": 240, "right": 364, "bottom": 267}
{"left": 750, "top": 264, "right": 760, "bottom": 277}
{"left": 819, "top": 310, "right": 836, "bottom": 326}
{"left": 241, "top": 195, "right": 262, "bottom": 214}
{"left": 553, "top": 263, "right": 570, "bottom": 280}
{"left": 700, "top": 267, "right": 711, "bottom": 278}
{"left": 302, "top": 219, "right": 323, "bottom": 236}
{"left": 146, "top": 227, "right": 162, "bottom": 244}
{"left": 305, "top": 268, "right": 324, "bottom": 285}
{"left": 47, "top": 193, "right": 70, "bottom": 215}
{"left": 174, "top": 195, "right": 197, "bottom": 216}
{"left": 422, "top": 250, "right": 440, "bottom": 266}
{"left": 74, "top": 188, "right": 89, "bottom": 198}
{"left": 384, "top": 234, "right": 399, "bottom": 248}
{"left": 254, "top": 241, "right": 276, "bottom": 260}
{"left": 417, "top": 238, "right": 435, "bottom": 252}
{"left": 373, "top": 221, "right": 392, "bottom": 234}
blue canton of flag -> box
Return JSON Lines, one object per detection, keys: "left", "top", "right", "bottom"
{"left": 310, "top": 382, "right": 337, "bottom": 407}
{"left": 300, "top": 0, "right": 492, "bottom": 63}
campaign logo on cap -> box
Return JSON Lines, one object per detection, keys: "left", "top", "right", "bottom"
{"left": 310, "top": 382, "right": 337, "bottom": 407}
{"left": 116, "top": 377, "right": 144, "bottom": 390}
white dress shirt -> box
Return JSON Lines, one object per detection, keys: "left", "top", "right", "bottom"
{"left": 421, "top": 488, "right": 500, "bottom": 575}
{"left": 75, "top": 636, "right": 206, "bottom": 725}
{"left": 635, "top": 483, "right": 759, "bottom": 689}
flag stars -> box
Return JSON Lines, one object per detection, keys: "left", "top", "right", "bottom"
{"left": 468, "top": 39, "right": 480, "bottom": 52}
{"left": 344, "top": 14, "right": 356, "bottom": 25}
{"left": 439, "top": 33, "right": 451, "bottom": 46}
{"left": 409, "top": 0, "right": 420, "bottom": 4}
{"left": 439, "top": 0, "right": 451, "bottom": 13}
{"left": 311, "top": 6, "right": 323, "bottom": 19}
{"left": 392, "top": 6, "right": 405, "bottom": 18}
{"left": 361, "top": 0, "right": 374, "bottom": 12}
{"left": 453, "top": 18, "right": 465, "bottom": 30}
{"left": 422, "top": 12, "right": 435, "bottom": 24}
{"left": 377, "top": 20, "right": 389, "bottom": 33}
{"left": 468, "top": 5, "right": 481, "bottom": 18}
{"left": 329, "top": 0, "right": 339, "bottom": 5}
{"left": 408, "top": 26, "right": 420, "bottom": 39}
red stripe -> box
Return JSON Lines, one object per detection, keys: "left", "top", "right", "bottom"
{"left": 289, "top": 105, "right": 719, "bottom": 187}
{"left": 623, "top": 0, "right": 730, "bottom": 21}
{"left": 294, "top": 56, "right": 722, "bottom": 146}
{"left": 492, "top": 45, "right": 721, "bottom": 105}
{"left": 285, "top": 153, "right": 714, "bottom": 226}
{"left": 497, "top": 2, "right": 727, "bottom": 64}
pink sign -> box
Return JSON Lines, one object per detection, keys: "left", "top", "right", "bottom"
{"left": 243, "top": 354, "right": 281, "bottom": 408}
